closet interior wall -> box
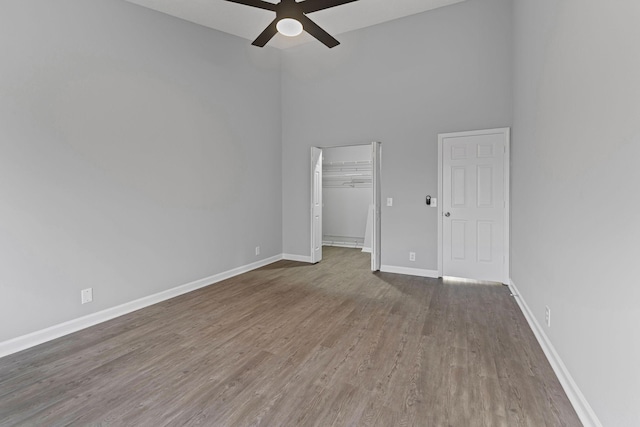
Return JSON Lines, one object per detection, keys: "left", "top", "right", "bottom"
{"left": 322, "top": 145, "right": 372, "bottom": 249}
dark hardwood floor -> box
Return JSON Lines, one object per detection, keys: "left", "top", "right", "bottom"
{"left": 0, "top": 247, "right": 581, "bottom": 426}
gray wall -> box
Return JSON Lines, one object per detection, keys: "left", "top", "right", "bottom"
{"left": 0, "top": 0, "right": 282, "bottom": 342}
{"left": 281, "top": 0, "right": 512, "bottom": 268}
{"left": 512, "top": 1, "right": 640, "bottom": 425}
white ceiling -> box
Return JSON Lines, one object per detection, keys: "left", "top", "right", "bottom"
{"left": 123, "top": 0, "right": 467, "bottom": 49}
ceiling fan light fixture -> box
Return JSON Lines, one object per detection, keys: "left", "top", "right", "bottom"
{"left": 225, "top": 0, "right": 354, "bottom": 48}
{"left": 276, "top": 18, "right": 303, "bottom": 37}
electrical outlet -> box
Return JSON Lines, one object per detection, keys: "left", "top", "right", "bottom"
{"left": 387, "top": 198, "right": 393, "bottom": 207}
{"left": 409, "top": 252, "right": 416, "bottom": 262}
{"left": 255, "top": 246, "right": 260, "bottom": 256}
{"left": 81, "top": 288, "right": 93, "bottom": 304}
{"left": 544, "top": 306, "right": 551, "bottom": 327}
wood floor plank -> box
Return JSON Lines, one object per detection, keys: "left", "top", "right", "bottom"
{"left": 0, "top": 247, "right": 582, "bottom": 426}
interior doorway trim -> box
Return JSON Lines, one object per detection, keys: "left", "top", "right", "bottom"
{"left": 310, "top": 142, "right": 382, "bottom": 271}
{"left": 437, "top": 128, "right": 510, "bottom": 283}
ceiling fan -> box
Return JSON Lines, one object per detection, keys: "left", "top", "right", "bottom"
{"left": 224, "top": 0, "right": 359, "bottom": 48}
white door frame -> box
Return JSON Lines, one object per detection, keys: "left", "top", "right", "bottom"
{"left": 310, "top": 142, "right": 382, "bottom": 271}
{"left": 310, "top": 147, "right": 323, "bottom": 264}
{"left": 371, "top": 141, "right": 382, "bottom": 272}
{"left": 437, "top": 128, "right": 510, "bottom": 283}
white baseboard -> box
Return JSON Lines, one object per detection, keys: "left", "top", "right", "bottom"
{"left": 282, "top": 253, "right": 313, "bottom": 263}
{"left": 380, "top": 265, "right": 439, "bottom": 278}
{"left": 508, "top": 279, "right": 602, "bottom": 427}
{"left": 322, "top": 242, "right": 363, "bottom": 249}
{"left": 361, "top": 247, "right": 372, "bottom": 253}
{"left": 0, "top": 254, "right": 283, "bottom": 359}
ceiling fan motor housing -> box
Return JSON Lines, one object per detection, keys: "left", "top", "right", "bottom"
{"left": 277, "top": 0, "right": 303, "bottom": 21}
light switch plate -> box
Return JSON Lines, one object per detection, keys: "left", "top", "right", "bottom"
{"left": 387, "top": 198, "right": 393, "bottom": 207}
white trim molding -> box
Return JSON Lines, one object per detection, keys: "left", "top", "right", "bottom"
{"left": 0, "top": 254, "right": 283, "bottom": 359}
{"left": 508, "top": 279, "right": 603, "bottom": 427}
{"left": 380, "top": 265, "right": 439, "bottom": 278}
{"left": 322, "top": 242, "right": 364, "bottom": 250}
{"left": 282, "top": 253, "right": 313, "bottom": 263}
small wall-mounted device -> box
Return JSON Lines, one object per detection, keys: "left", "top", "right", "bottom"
{"left": 426, "top": 195, "right": 437, "bottom": 207}
{"left": 426, "top": 195, "right": 431, "bottom": 206}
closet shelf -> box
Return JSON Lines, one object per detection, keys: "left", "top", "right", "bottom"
{"left": 323, "top": 160, "right": 372, "bottom": 173}
{"left": 323, "top": 182, "right": 372, "bottom": 188}
{"left": 323, "top": 160, "right": 372, "bottom": 188}
{"left": 323, "top": 175, "right": 372, "bottom": 188}
{"left": 323, "top": 173, "right": 371, "bottom": 179}
{"left": 323, "top": 160, "right": 372, "bottom": 167}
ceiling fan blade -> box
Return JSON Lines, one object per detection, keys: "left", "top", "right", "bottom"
{"left": 224, "top": 0, "right": 277, "bottom": 12}
{"left": 252, "top": 18, "right": 279, "bottom": 47}
{"left": 299, "top": 15, "right": 340, "bottom": 48}
{"left": 301, "top": 0, "right": 359, "bottom": 14}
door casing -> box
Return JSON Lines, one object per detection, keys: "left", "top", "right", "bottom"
{"left": 310, "top": 142, "right": 382, "bottom": 271}
{"left": 371, "top": 141, "right": 382, "bottom": 272}
{"left": 310, "top": 147, "right": 323, "bottom": 264}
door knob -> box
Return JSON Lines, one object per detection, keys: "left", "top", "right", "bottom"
{"left": 444, "top": 212, "right": 451, "bottom": 217}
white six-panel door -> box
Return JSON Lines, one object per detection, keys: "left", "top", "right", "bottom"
{"left": 438, "top": 128, "right": 509, "bottom": 283}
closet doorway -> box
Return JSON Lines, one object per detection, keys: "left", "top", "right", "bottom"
{"left": 310, "top": 142, "right": 381, "bottom": 271}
